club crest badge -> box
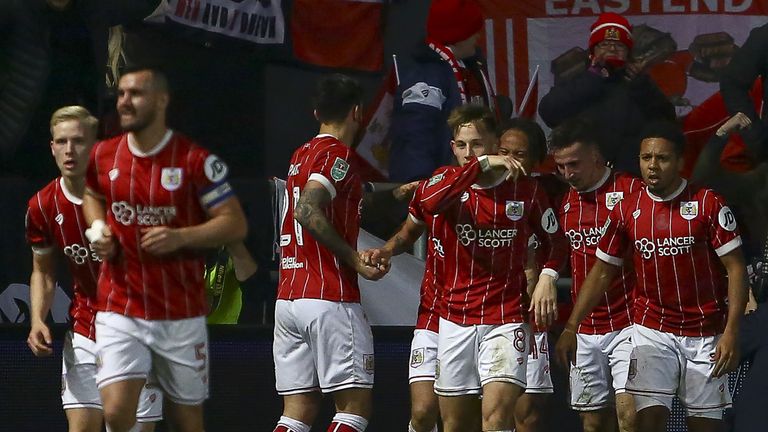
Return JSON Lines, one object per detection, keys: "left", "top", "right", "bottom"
{"left": 680, "top": 201, "right": 699, "bottom": 221}
{"left": 410, "top": 348, "right": 425, "bottom": 368}
{"left": 506, "top": 201, "right": 524, "bottom": 221}
{"left": 363, "top": 354, "right": 375, "bottom": 374}
{"left": 605, "top": 27, "right": 620, "bottom": 41}
{"left": 331, "top": 157, "right": 349, "bottom": 181}
{"left": 161, "top": 167, "right": 183, "bottom": 191}
{"left": 605, "top": 192, "right": 624, "bottom": 210}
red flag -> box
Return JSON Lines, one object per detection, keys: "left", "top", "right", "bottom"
{"left": 353, "top": 67, "right": 397, "bottom": 181}
{"left": 291, "top": 0, "right": 384, "bottom": 71}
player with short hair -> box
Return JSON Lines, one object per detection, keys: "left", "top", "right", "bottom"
{"left": 273, "top": 73, "right": 388, "bottom": 432}
{"left": 26, "top": 106, "right": 162, "bottom": 432}
{"left": 82, "top": 67, "right": 248, "bottom": 432}
{"left": 549, "top": 117, "right": 641, "bottom": 432}
{"left": 557, "top": 121, "right": 747, "bottom": 432}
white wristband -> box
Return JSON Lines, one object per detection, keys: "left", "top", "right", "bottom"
{"left": 85, "top": 219, "right": 105, "bottom": 243}
{"left": 540, "top": 268, "right": 559, "bottom": 280}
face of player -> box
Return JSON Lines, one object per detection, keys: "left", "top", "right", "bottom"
{"left": 50, "top": 120, "right": 94, "bottom": 179}
{"left": 639, "top": 137, "right": 684, "bottom": 197}
{"left": 117, "top": 71, "right": 167, "bottom": 133}
{"left": 498, "top": 129, "right": 534, "bottom": 173}
{"left": 451, "top": 123, "right": 497, "bottom": 167}
{"left": 552, "top": 141, "right": 604, "bottom": 192}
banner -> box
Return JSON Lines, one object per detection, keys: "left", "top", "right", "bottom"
{"left": 166, "top": 0, "right": 286, "bottom": 44}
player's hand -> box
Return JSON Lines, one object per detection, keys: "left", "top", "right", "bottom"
{"left": 530, "top": 274, "right": 558, "bottom": 327}
{"left": 711, "top": 330, "right": 739, "bottom": 378}
{"left": 716, "top": 112, "right": 752, "bottom": 137}
{"left": 555, "top": 328, "right": 577, "bottom": 368}
{"left": 90, "top": 225, "right": 117, "bottom": 260}
{"left": 393, "top": 181, "right": 421, "bottom": 202}
{"left": 140, "top": 227, "right": 185, "bottom": 256}
{"left": 486, "top": 155, "right": 527, "bottom": 181}
{"left": 354, "top": 255, "right": 390, "bottom": 281}
{"left": 27, "top": 322, "right": 53, "bottom": 357}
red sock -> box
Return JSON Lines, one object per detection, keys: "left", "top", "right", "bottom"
{"left": 273, "top": 427, "right": 290, "bottom": 432}
{"left": 326, "top": 422, "right": 361, "bottom": 432}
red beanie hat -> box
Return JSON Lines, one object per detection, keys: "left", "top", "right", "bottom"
{"left": 588, "top": 13, "right": 633, "bottom": 52}
{"left": 427, "top": 0, "right": 484, "bottom": 45}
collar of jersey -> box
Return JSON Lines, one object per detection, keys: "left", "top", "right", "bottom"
{"left": 580, "top": 167, "right": 611, "bottom": 194}
{"left": 315, "top": 133, "right": 339, "bottom": 140}
{"left": 127, "top": 129, "right": 173, "bottom": 158}
{"left": 646, "top": 178, "right": 687, "bottom": 202}
{"left": 59, "top": 177, "right": 82, "bottom": 205}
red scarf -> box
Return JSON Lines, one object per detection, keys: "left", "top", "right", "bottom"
{"left": 426, "top": 37, "right": 496, "bottom": 111}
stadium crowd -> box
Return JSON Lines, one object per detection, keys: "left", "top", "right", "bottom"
{"left": 7, "top": 0, "right": 768, "bottom": 431}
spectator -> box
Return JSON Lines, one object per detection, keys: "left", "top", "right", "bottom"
{"left": 538, "top": 12, "right": 675, "bottom": 176}
{"left": 388, "top": 0, "right": 504, "bottom": 182}
{"left": 0, "top": 0, "right": 160, "bottom": 179}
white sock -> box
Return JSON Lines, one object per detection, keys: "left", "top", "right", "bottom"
{"left": 333, "top": 412, "right": 368, "bottom": 431}
{"left": 408, "top": 422, "right": 437, "bottom": 432}
{"left": 278, "top": 415, "right": 311, "bottom": 432}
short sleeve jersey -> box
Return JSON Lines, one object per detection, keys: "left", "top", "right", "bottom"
{"left": 597, "top": 180, "right": 741, "bottom": 336}
{"left": 85, "top": 131, "right": 235, "bottom": 320}
{"left": 26, "top": 178, "right": 100, "bottom": 339}
{"left": 278, "top": 135, "right": 363, "bottom": 302}
{"left": 560, "top": 170, "right": 642, "bottom": 334}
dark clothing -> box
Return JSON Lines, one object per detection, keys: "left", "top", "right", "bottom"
{"left": 735, "top": 302, "right": 768, "bottom": 431}
{"left": 538, "top": 69, "right": 675, "bottom": 176}
{"left": 0, "top": 0, "right": 159, "bottom": 179}
{"left": 720, "top": 23, "right": 768, "bottom": 157}
{"left": 388, "top": 46, "right": 493, "bottom": 182}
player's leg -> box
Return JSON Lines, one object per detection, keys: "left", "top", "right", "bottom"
{"left": 408, "top": 329, "right": 440, "bottom": 432}
{"left": 571, "top": 330, "right": 619, "bottom": 432}
{"left": 320, "top": 301, "right": 375, "bottom": 431}
{"left": 434, "top": 318, "right": 483, "bottom": 432}
{"left": 134, "top": 381, "right": 162, "bottom": 432}
{"left": 61, "top": 331, "right": 104, "bottom": 432}
{"left": 608, "top": 326, "right": 636, "bottom": 432}
{"left": 680, "top": 334, "right": 731, "bottom": 432}
{"left": 95, "top": 313, "right": 151, "bottom": 432}
{"left": 150, "top": 316, "right": 209, "bottom": 432}
{"left": 273, "top": 300, "right": 322, "bottom": 431}
{"left": 478, "top": 323, "right": 530, "bottom": 430}
{"left": 626, "top": 325, "right": 680, "bottom": 432}
{"left": 514, "top": 331, "right": 552, "bottom": 432}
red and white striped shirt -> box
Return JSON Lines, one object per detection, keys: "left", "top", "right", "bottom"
{"left": 278, "top": 135, "right": 363, "bottom": 302}
{"left": 26, "top": 178, "right": 99, "bottom": 340}
{"left": 408, "top": 167, "right": 455, "bottom": 333}
{"left": 416, "top": 157, "right": 568, "bottom": 325}
{"left": 597, "top": 180, "right": 741, "bottom": 336}
{"left": 86, "top": 131, "right": 235, "bottom": 320}
{"left": 560, "top": 169, "right": 642, "bottom": 334}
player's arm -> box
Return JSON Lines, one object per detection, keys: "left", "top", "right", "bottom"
{"left": 361, "top": 216, "right": 426, "bottom": 268}
{"left": 555, "top": 259, "right": 621, "bottom": 367}
{"left": 27, "top": 251, "right": 56, "bottom": 357}
{"left": 295, "top": 181, "right": 387, "bottom": 281}
{"left": 712, "top": 247, "right": 749, "bottom": 378}
{"left": 529, "top": 191, "right": 568, "bottom": 327}
{"left": 226, "top": 241, "right": 258, "bottom": 282}
{"left": 82, "top": 187, "right": 118, "bottom": 260}
{"left": 141, "top": 197, "right": 248, "bottom": 255}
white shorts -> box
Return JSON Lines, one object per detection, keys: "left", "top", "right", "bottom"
{"left": 62, "top": 331, "right": 163, "bottom": 422}
{"left": 526, "top": 331, "right": 553, "bottom": 394}
{"left": 273, "top": 299, "right": 374, "bottom": 395}
{"left": 434, "top": 318, "right": 530, "bottom": 396}
{"left": 409, "top": 329, "right": 439, "bottom": 384}
{"left": 626, "top": 325, "right": 731, "bottom": 418}
{"left": 95, "top": 312, "right": 209, "bottom": 405}
{"left": 569, "top": 325, "right": 633, "bottom": 410}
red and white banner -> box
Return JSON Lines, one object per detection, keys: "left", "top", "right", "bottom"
{"left": 166, "top": 0, "right": 285, "bottom": 44}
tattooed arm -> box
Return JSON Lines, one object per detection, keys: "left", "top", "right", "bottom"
{"left": 295, "top": 181, "right": 387, "bottom": 280}
{"left": 361, "top": 217, "right": 426, "bottom": 268}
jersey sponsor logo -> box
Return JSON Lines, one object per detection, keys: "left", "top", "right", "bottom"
{"left": 287, "top": 163, "right": 301, "bottom": 177}
{"left": 111, "top": 201, "right": 176, "bottom": 226}
{"left": 565, "top": 226, "right": 606, "bottom": 250}
{"left": 605, "top": 191, "right": 624, "bottom": 210}
{"left": 428, "top": 173, "right": 445, "bottom": 187}
{"left": 108, "top": 168, "right": 119, "bottom": 181}
{"left": 506, "top": 200, "right": 524, "bottom": 221}
{"left": 718, "top": 206, "right": 737, "bottom": 231}
{"left": 680, "top": 201, "right": 699, "bottom": 220}
{"left": 455, "top": 224, "right": 518, "bottom": 248}
{"left": 634, "top": 236, "right": 695, "bottom": 259}
{"left": 63, "top": 243, "right": 100, "bottom": 265}
{"left": 55, "top": 213, "right": 64, "bottom": 225}
{"left": 330, "top": 157, "right": 349, "bottom": 181}
{"left": 280, "top": 256, "right": 304, "bottom": 269}
{"left": 541, "top": 208, "right": 559, "bottom": 233}
{"left": 161, "top": 167, "right": 183, "bottom": 191}
{"left": 204, "top": 155, "right": 229, "bottom": 182}
{"left": 410, "top": 348, "right": 425, "bottom": 368}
